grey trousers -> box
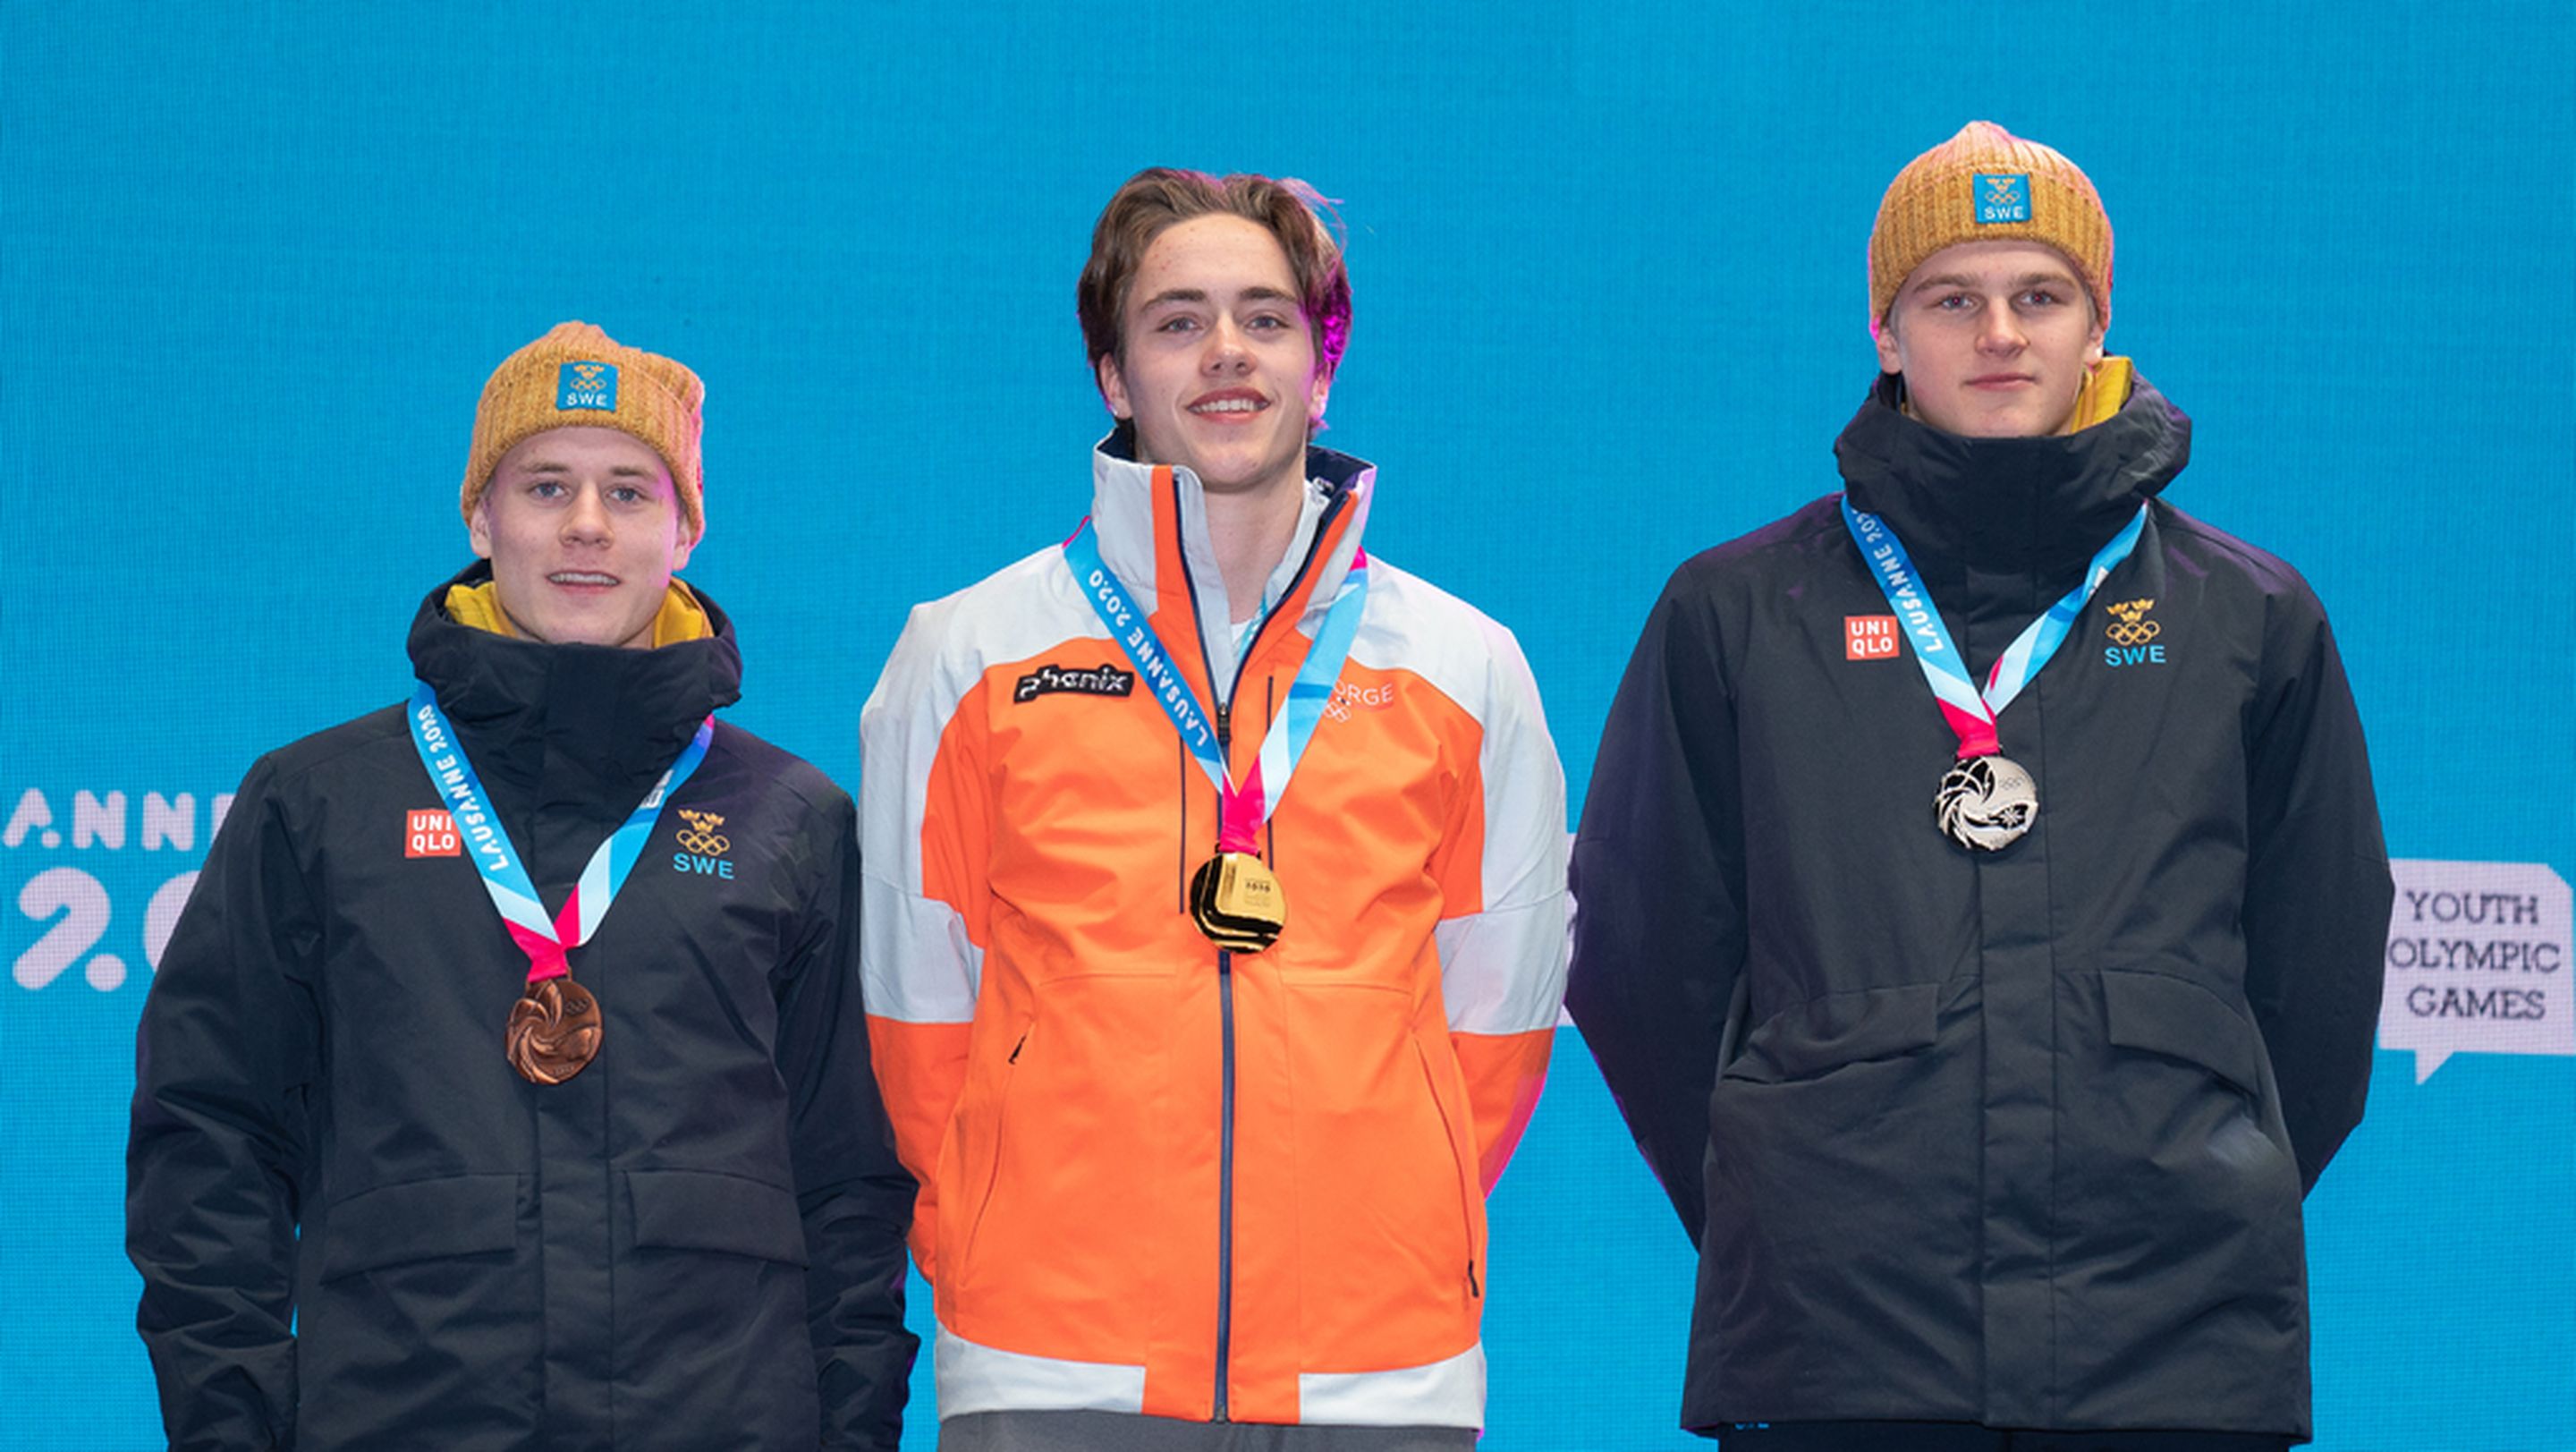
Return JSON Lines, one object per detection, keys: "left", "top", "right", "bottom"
{"left": 938, "top": 1410, "right": 1479, "bottom": 1451}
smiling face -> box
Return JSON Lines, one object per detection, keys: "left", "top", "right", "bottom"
{"left": 1875, "top": 240, "right": 2106, "bottom": 437}
{"left": 1097, "top": 214, "right": 1331, "bottom": 502}
{"left": 469, "top": 426, "right": 696, "bottom": 649}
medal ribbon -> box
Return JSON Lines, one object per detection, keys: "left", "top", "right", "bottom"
{"left": 405, "top": 683, "right": 715, "bottom": 982}
{"left": 1841, "top": 498, "right": 2149, "bottom": 759}
{"left": 1061, "top": 520, "right": 1369, "bottom": 853}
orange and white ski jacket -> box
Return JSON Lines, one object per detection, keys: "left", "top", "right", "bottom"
{"left": 860, "top": 440, "right": 1569, "bottom": 1431}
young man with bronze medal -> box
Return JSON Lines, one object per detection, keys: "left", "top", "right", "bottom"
{"left": 1567, "top": 124, "right": 2393, "bottom": 1449}
{"left": 126, "top": 323, "right": 917, "bottom": 1449}
{"left": 860, "top": 169, "right": 1571, "bottom": 1449}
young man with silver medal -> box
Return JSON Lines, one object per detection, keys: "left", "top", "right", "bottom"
{"left": 1567, "top": 123, "right": 2392, "bottom": 1450}
{"left": 860, "top": 170, "right": 1570, "bottom": 1449}
{"left": 126, "top": 323, "right": 916, "bottom": 1450}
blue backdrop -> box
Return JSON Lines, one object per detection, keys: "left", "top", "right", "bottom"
{"left": 5, "top": 4, "right": 2570, "bottom": 1447}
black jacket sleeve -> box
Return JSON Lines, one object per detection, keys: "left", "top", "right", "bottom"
{"left": 126, "top": 757, "right": 325, "bottom": 1451}
{"left": 775, "top": 796, "right": 919, "bottom": 1450}
{"left": 1564, "top": 570, "right": 1749, "bottom": 1246}
{"left": 2241, "top": 588, "right": 2392, "bottom": 1193}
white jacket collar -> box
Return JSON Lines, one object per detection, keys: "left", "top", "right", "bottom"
{"left": 1088, "top": 430, "right": 1376, "bottom": 701}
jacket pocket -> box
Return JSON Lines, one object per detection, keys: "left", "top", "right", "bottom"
{"left": 626, "top": 1168, "right": 808, "bottom": 1265}
{"left": 947, "top": 1015, "right": 1030, "bottom": 1292}
{"left": 1410, "top": 1028, "right": 1485, "bottom": 1303}
{"left": 2101, "top": 967, "right": 2265, "bottom": 1097}
{"left": 1720, "top": 981, "right": 1941, "bottom": 1083}
{"left": 2072, "top": 966, "right": 2302, "bottom": 1339}
{"left": 319, "top": 1174, "right": 521, "bottom": 1280}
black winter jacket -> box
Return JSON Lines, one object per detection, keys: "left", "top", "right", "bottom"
{"left": 1566, "top": 375, "right": 2391, "bottom": 1439}
{"left": 127, "top": 566, "right": 916, "bottom": 1450}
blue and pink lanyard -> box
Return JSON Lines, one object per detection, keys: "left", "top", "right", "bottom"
{"left": 1060, "top": 521, "right": 1368, "bottom": 854}
{"left": 1840, "top": 497, "right": 2148, "bottom": 758}
{"left": 405, "top": 682, "right": 713, "bottom": 983}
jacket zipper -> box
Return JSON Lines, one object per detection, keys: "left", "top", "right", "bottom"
{"left": 1213, "top": 951, "right": 1239, "bottom": 1414}
{"left": 1169, "top": 472, "right": 1350, "bottom": 1422}
{"left": 1213, "top": 708, "right": 1237, "bottom": 1423}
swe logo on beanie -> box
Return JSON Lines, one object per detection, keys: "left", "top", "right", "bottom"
{"left": 556, "top": 361, "right": 619, "bottom": 412}
{"left": 1974, "top": 174, "right": 2030, "bottom": 225}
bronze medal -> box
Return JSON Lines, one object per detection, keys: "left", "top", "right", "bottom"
{"left": 1190, "top": 851, "right": 1287, "bottom": 953}
{"left": 1935, "top": 752, "right": 2038, "bottom": 852}
{"left": 505, "top": 976, "right": 604, "bottom": 1084}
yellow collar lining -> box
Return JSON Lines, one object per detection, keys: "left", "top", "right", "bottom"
{"left": 444, "top": 578, "right": 711, "bottom": 648}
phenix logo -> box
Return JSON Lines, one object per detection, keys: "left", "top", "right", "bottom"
{"left": 1014, "top": 663, "right": 1135, "bottom": 703}
{"left": 2103, "top": 598, "right": 2167, "bottom": 668}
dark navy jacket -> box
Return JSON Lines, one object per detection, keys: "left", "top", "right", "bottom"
{"left": 1567, "top": 375, "right": 2391, "bottom": 1439}
{"left": 128, "top": 566, "right": 916, "bottom": 1449}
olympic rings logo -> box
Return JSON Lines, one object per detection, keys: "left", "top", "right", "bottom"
{"left": 2102, "top": 599, "right": 2160, "bottom": 648}
{"left": 674, "top": 809, "right": 730, "bottom": 858}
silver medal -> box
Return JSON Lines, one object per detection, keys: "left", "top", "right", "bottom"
{"left": 1936, "top": 753, "right": 2037, "bottom": 852}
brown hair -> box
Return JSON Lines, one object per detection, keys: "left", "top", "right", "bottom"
{"left": 1077, "top": 167, "right": 1352, "bottom": 382}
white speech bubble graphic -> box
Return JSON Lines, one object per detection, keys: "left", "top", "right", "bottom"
{"left": 2380, "top": 860, "right": 2572, "bottom": 1083}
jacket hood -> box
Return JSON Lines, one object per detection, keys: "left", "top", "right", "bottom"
{"left": 407, "top": 559, "right": 744, "bottom": 807}
{"left": 1835, "top": 369, "right": 2192, "bottom": 573}
{"left": 1088, "top": 422, "right": 1375, "bottom": 708}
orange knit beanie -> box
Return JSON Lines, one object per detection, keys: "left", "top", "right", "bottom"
{"left": 1868, "top": 122, "right": 2113, "bottom": 334}
{"left": 461, "top": 322, "right": 705, "bottom": 534}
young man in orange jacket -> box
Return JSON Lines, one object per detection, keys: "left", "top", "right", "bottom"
{"left": 860, "top": 169, "right": 1571, "bottom": 1450}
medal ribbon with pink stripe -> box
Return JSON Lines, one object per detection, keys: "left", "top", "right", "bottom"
{"left": 1061, "top": 520, "right": 1369, "bottom": 853}
{"left": 1841, "top": 497, "right": 2148, "bottom": 759}
{"left": 406, "top": 683, "right": 714, "bottom": 985}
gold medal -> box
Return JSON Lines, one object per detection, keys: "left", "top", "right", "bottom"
{"left": 1190, "top": 851, "right": 1287, "bottom": 953}
{"left": 505, "top": 976, "right": 604, "bottom": 1084}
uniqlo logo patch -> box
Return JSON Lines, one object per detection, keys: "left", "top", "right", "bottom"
{"left": 405, "top": 809, "right": 461, "bottom": 858}
{"left": 1846, "top": 616, "right": 1900, "bottom": 660}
